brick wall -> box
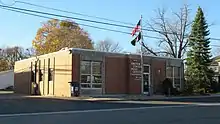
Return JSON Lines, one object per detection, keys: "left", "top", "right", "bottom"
{"left": 128, "top": 55, "right": 142, "bottom": 94}
{"left": 105, "top": 56, "right": 128, "bottom": 94}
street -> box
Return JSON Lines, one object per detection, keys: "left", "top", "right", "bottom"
{"left": 0, "top": 98, "right": 220, "bottom": 124}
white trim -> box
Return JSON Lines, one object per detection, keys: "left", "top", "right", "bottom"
{"left": 142, "top": 64, "right": 150, "bottom": 94}
{"left": 80, "top": 74, "right": 91, "bottom": 75}
{"left": 166, "top": 66, "right": 181, "bottom": 89}
{"left": 81, "top": 88, "right": 102, "bottom": 90}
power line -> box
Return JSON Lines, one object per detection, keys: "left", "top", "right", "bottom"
{"left": 1, "top": 7, "right": 162, "bottom": 40}
{"left": 0, "top": 5, "right": 137, "bottom": 29}
{"left": 2, "top": 4, "right": 220, "bottom": 42}
{"left": 12, "top": 1, "right": 220, "bottom": 42}
{"left": 2, "top": 1, "right": 220, "bottom": 42}
{"left": 0, "top": 4, "right": 183, "bottom": 35}
{"left": 1, "top": 5, "right": 220, "bottom": 48}
{"left": 13, "top": 1, "right": 135, "bottom": 26}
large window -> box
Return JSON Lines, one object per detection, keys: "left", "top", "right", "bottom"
{"left": 166, "top": 66, "right": 181, "bottom": 89}
{"left": 80, "top": 61, "right": 102, "bottom": 89}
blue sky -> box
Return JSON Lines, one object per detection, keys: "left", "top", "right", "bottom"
{"left": 0, "top": 0, "right": 220, "bottom": 53}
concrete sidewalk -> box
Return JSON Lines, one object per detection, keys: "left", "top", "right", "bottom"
{"left": 42, "top": 94, "right": 220, "bottom": 102}
{"left": 79, "top": 94, "right": 220, "bottom": 101}
{"left": 1, "top": 91, "right": 220, "bottom": 102}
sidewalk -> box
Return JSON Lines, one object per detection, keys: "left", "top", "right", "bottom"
{"left": 72, "top": 94, "right": 220, "bottom": 101}
{"left": 1, "top": 91, "right": 220, "bottom": 102}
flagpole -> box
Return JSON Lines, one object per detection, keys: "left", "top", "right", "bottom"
{"left": 140, "top": 15, "right": 144, "bottom": 95}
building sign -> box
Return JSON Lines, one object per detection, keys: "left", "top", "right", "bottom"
{"left": 130, "top": 59, "right": 142, "bottom": 80}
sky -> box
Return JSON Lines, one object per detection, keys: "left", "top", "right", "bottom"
{"left": 0, "top": 0, "right": 220, "bottom": 54}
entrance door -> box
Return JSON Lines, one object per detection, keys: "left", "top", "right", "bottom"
{"left": 142, "top": 64, "right": 150, "bottom": 94}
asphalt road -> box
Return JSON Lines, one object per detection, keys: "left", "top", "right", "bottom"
{"left": 0, "top": 98, "right": 220, "bottom": 124}
{"left": 140, "top": 95, "right": 220, "bottom": 103}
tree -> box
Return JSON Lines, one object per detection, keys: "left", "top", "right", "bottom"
{"left": 0, "top": 59, "right": 9, "bottom": 71}
{"left": 185, "top": 7, "right": 213, "bottom": 93}
{"left": 136, "top": 46, "right": 172, "bottom": 56}
{"left": 212, "top": 47, "right": 220, "bottom": 57}
{"left": 145, "top": 4, "right": 191, "bottom": 58}
{"left": 0, "top": 46, "right": 28, "bottom": 70}
{"left": 95, "top": 39, "right": 123, "bottom": 53}
{"left": 25, "top": 47, "right": 36, "bottom": 57}
{"left": 136, "top": 47, "right": 155, "bottom": 56}
{"left": 32, "top": 19, "right": 94, "bottom": 55}
{"left": 0, "top": 46, "right": 28, "bottom": 69}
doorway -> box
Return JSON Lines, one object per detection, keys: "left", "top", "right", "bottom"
{"left": 142, "top": 64, "right": 150, "bottom": 94}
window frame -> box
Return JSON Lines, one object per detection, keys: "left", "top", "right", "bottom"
{"left": 80, "top": 61, "right": 91, "bottom": 75}
{"left": 166, "top": 66, "right": 181, "bottom": 89}
{"left": 143, "top": 64, "right": 150, "bottom": 74}
{"left": 80, "top": 61, "right": 102, "bottom": 89}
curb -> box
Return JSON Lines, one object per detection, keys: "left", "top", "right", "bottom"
{"left": 1, "top": 94, "right": 220, "bottom": 101}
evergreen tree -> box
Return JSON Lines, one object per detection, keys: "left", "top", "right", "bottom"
{"left": 186, "top": 7, "right": 213, "bottom": 93}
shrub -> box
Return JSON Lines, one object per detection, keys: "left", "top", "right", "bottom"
{"left": 162, "top": 78, "right": 173, "bottom": 96}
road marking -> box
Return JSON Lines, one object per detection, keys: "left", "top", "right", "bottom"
{"left": 106, "top": 100, "right": 196, "bottom": 105}
{"left": 196, "top": 103, "right": 220, "bottom": 106}
{"left": 107, "top": 101, "right": 220, "bottom": 106}
{"left": 0, "top": 105, "right": 195, "bottom": 117}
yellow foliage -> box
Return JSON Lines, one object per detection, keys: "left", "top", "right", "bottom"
{"left": 32, "top": 19, "right": 94, "bottom": 55}
{"left": 0, "top": 59, "right": 9, "bottom": 71}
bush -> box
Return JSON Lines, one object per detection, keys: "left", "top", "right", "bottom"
{"left": 171, "top": 88, "right": 181, "bottom": 96}
{"left": 210, "top": 80, "right": 220, "bottom": 93}
{"left": 182, "top": 79, "right": 194, "bottom": 95}
{"left": 162, "top": 78, "right": 173, "bottom": 96}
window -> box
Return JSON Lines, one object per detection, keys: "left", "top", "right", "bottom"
{"left": 31, "top": 71, "right": 35, "bottom": 82}
{"left": 143, "top": 65, "right": 150, "bottom": 73}
{"left": 80, "top": 61, "right": 91, "bottom": 74}
{"left": 174, "top": 67, "right": 180, "bottom": 77}
{"left": 92, "top": 62, "right": 102, "bottom": 74}
{"left": 166, "top": 66, "right": 181, "bottom": 89}
{"left": 48, "top": 68, "right": 53, "bottom": 81}
{"left": 166, "top": 67, "right": 173, "bottom": 78}
{"left": 31, "top": 62, "right": 36, "bottom": 82}
{"left": 38, "top": 60, "right": 43, "bottom": 82}
{"left": 80, "top": 61, "right": 102, "bottom": 89}
{"left": 39, "top": 69, "right": 43, "bottom": 81}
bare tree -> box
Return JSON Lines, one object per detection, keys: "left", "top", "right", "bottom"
{"left": 0, "top": 46, "right": 30, "bottom": 69}
{"left": 25, "top": 47, "right": 36, "bottom": 57}
{"left": 144, "top": 4, "right": 191, "bottom": 58}
{"left": 95, "top": 39, "right": 123, "bottom": 53}
{"left": 211, "top": 46, "right": 220, "bottom": 58}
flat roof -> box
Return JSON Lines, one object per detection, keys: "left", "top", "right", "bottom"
{"left": 71, "top": 48, "right": 183, "bottom": 61}
{"left": 16, "top": 47, "right": 183, "bottom": 63}
{"left": 15, "top": 48, "right": 70, "bottom": 63}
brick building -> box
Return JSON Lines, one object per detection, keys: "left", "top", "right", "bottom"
{"left": 14, "top": 48, "right": 184, "bottom": 97}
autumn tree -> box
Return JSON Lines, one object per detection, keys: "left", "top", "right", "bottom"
{"left": 145, "top": 4, "right": 191, "bottom": 58}
{"left": 0, "top": 59, "right": 9, "bottom": 71}
{"left": 95, "top": 39, "right": 123, "bottom": 53}
{"left": 32, "top": 19, "right": 94, "bottom": 55}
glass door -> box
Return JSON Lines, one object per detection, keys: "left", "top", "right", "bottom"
{"left": 143, "top": 74, "right": 150, "bottom": 94}
{"left": 143, "top": 64, "right": 150, "bottom": 94}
